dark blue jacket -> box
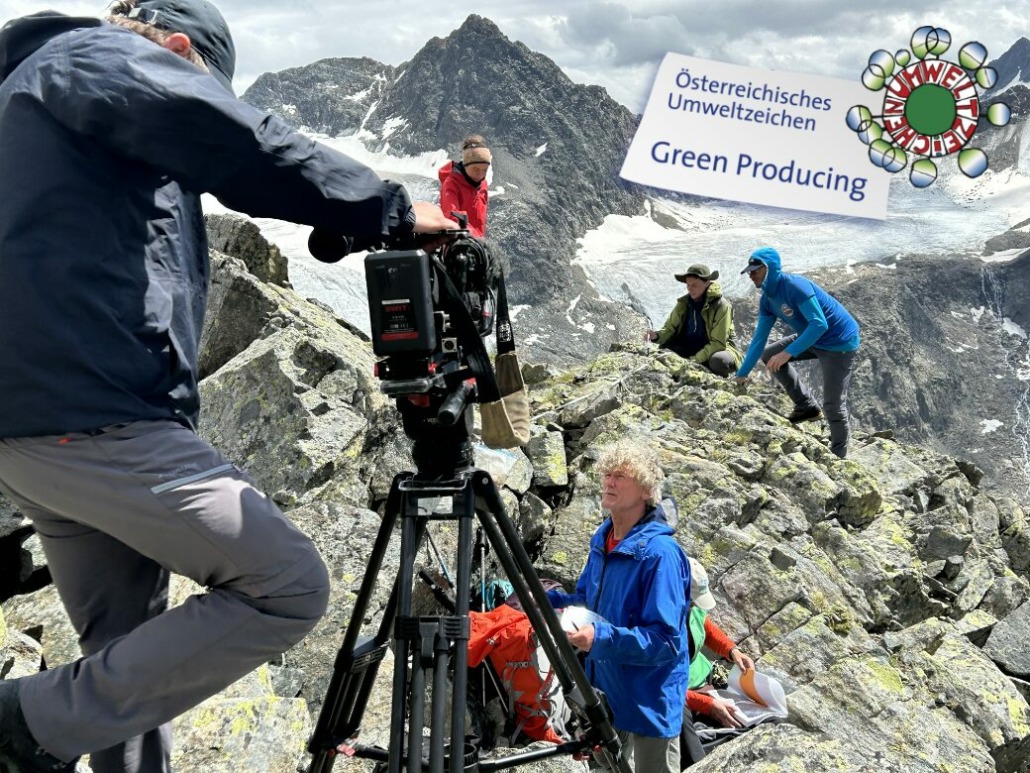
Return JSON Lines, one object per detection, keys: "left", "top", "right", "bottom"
{"left": 737, "top": 246, "right": 860, "bottom": 377}
{"left": 548, "top": 503, "right": 690, "bottom": 737}
{"left": 0, "top": 15, "right": 413, "bottom": 437}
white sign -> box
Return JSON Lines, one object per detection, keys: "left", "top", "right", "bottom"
{"left": 621, "top": 53, "right": 890, "bottom": 220}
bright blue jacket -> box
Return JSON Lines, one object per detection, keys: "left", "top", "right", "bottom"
{"left": 548, "top": 503, "right": 690, "bottom": 737}
{"left": 737, "top": 247, "right": 860, "bottom": 378}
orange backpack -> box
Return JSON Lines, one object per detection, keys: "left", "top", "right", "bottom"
{"left": 467, "top": 604, "right": 570, "bottom": 744}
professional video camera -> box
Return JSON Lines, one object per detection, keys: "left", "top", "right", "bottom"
{"left": 364, "top": 230, "right": 501, "bottom": 474}
{"left": 304, "top": 223, "right": 629, "bottom": 773}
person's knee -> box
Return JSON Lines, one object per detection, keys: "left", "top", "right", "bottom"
{"left": 706, "top": 354, "right": 734, "bottom": 377}
{"left": 284, "top": 557, "right": 331, "bottom": 627}
{"left": 246, "top": 553, "right": 331, "bottom": 641}
{"left": 822, "top": 401, "right": 848, "bottom": 423}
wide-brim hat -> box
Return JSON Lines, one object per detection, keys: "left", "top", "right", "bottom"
{"left": 674, "top": 263, "right": 719, "bottom": 282}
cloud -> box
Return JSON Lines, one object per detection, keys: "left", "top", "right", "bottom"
{"left": 3, "top": 0, "right": 1029, "bottom": 110}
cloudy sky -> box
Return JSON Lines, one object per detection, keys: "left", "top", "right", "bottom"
{"left": 2, "top": 1, "right": 1029, "bottom": 111}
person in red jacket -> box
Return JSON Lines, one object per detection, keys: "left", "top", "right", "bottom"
{"left": 438, "top": 134, "right": 491, "bottom": 237}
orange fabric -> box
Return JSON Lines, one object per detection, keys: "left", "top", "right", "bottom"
{"left": 467, "top": 605, "right": 564, "bottom": 744}
{"left": 703, "top": 616, "right": 736, "bottom": 660}
{"left": 687, "top": 689, "right": 714, "bottom": 715}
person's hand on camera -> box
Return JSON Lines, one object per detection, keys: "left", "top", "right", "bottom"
{"left": 412, "top": 201, "right": 457, "bottom": 233}
{"left": 734, "top": 375, "right": 749, "bottom": 387}
{"left": 412, "top": 202, "right": 459, "bottom": 252}
{"left": 643, "top": 330, "right": 659, "bottom": 343}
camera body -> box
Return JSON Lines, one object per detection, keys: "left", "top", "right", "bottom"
{"left": 363, "top": 236, "right": 497, "bottom": 471}
{"left": 365, "top": 235, "right": 495, "bottom": 391}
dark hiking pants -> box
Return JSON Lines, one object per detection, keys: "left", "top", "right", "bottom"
{"left": 662, "top": 343, "right": 737, "bottom": 378}
{"left": 761, "top": 334, "right": 858, "bottom": 458}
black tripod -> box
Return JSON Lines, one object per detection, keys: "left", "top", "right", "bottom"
{"left": 306, "top": 395, "right": 630, "bottom": 773}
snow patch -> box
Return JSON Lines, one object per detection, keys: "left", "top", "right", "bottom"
{"left": 381, "top": 117, "right": 407, "bottom": 139}
{"left": 981, "top": 419, "right": 1004, "bottom": 434}
{"left": 582, "top": 322, "right": 596, "bottom": 334}
{"left": 970, "top": 306, "right": 986, "bottom": 324}
{"left": 344, "top": 86, "right": 372, "bottom": 102}
{"left": 981, "top": 247, "right": 1028, "bottom": 264}
{"left": 535, "top": 143, "right": 548, "bottom": 157}
{"left": 1003, "top": 318, "right": 1028, "bottom": 339}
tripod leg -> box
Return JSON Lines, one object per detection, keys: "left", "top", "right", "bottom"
{"left": 472, "top": 472, "right": 631, "bottom": 773}
{"left": 447, "top": 486, "right": 475, "bottom": 773}
{"left": 407, "top": 635, "right": 428, "bottom": 773}
{"left": 389, "top": 482, "right": 427, "bottom": 773}
{"left": 308, "top": 476, "right": 406, "bottom": 773}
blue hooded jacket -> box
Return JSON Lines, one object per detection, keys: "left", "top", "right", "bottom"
{"left": 548, "top": 502, "right": 690, "bottom": 738}
{"left": 0, "top": 15, "right": 413, "bottom": 437}
{"left": 737, "top": 247, "right": 860, "bottom": 377}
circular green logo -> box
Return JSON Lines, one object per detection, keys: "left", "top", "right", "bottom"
{"left": 904, "top": 84, "right": 956, "bottom": 136}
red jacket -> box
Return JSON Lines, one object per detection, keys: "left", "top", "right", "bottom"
{"left": 438, "top": 161, "right": 488, "bottom": 238}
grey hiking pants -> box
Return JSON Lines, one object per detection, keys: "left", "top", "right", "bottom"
{"left": 596, "top": 730, "right": 680, "bottom": 773}
{"left": 662, "top": 342, "right": 737, "bottom": 378}
{"left": 0, "top": 420, "right": 331, "bottom": 771}
{"left": 761, "top": 335, "right": 859, "bottom": 458}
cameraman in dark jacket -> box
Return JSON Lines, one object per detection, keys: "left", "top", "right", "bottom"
{"left": 0, "top": 2, "right": 454, "bottom": 771}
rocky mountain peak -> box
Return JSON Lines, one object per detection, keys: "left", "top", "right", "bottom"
{"left": 241, "top": 15, "right": 648, "bottom": 364}
{"left": 986, "top": 36, "right": 1030, "bottom": 97}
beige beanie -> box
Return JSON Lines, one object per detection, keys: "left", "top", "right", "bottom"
{"left": 462, "top": 145, "right": 492, "bottom": 165}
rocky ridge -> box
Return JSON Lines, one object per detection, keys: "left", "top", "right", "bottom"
{"left": 2, "top": 225, "right": 1030, "bottom": 771}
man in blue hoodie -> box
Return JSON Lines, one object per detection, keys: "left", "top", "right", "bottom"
{"left": 0, "top": 2, "right": 454, "bottom": 772}
{"left": 734, "top": 247, "right": 861, "bottom": 458}
{"left": 547, "top": 441, "right": 690, "bottom": 772}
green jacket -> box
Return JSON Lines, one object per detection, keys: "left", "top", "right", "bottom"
{"left": 688, "top": 606, "right": 714, "bottom": 689}
{"left": 656, "top": 281, "right": 743, "bottom": 366}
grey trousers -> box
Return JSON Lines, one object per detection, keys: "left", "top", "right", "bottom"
{"left": 702, "top": 351, "right": 737, "bottom": 378}
{"left": 761, "top": 335, "right": 859, "bottom": 458}
{"left": 0, "top": 420, "right": 331, "bottom": 771}
{"left": 662, "top": 342, "right": 737, "bottom": 378}
{"left": 597, "top": 730, "right": 680, "bottom": 773}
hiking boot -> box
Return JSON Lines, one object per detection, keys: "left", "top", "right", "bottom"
{"left": 786, "top": 405, "right": 822, "bottom": 424}
{"left": 0, "top": 679, "right": 78, "bottom": 772}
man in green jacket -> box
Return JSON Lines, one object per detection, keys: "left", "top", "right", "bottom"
{"left": 646, "top": 264, "right": 743, "bottom": 376}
